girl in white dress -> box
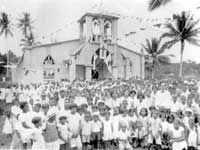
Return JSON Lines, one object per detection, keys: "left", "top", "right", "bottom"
{"left": 112, "top": 107, "right": 120, "bottom": 147}
{"left": 148, "top": 109, "right": 162, "bottom": 145}
{"left": 102, "top": 111, "right": 113, "bottom": 150}
{"left": 80, "top": 112, "right": 92, "bottom": 150}
{"left": 136, "top": 108, "right": 149, "bottom": 147}
{"left": 57, "top": 115, "right": 72, "bottom": 150}
{"left": 170, "top": 119, "right": 187, "bottom": 150}
{"left": 2, "top": 110, "right": 13, "bottom": 137}
{"left": 188, "top": 118, "right": 198, "bottom": 149}
{"left": 30, "top": 117, "right": 47, "bottom": 150}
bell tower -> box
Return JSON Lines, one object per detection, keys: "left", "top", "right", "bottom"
{"left": 78, "top": 13, "right": 119, "bottom": 44}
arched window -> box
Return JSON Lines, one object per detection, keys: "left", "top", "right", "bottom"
{"left": 43, "top": 55, "right": 55, "bottom": 65}
{"left": 92, "top": 18, "right": 101, "bottom": 42}
{"left": 92, "top": 18, "right": 100, "bottom": 35}
{"left": 104, "top": 20, "right": 112, "bottom": 37}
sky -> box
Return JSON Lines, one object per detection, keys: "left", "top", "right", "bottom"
{"left": 1, "top": 0, "right": 200, "bottom": 63}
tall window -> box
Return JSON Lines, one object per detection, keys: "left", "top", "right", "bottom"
{"left": 92, "top": 18, "right": 101, "bottom": 41}
{"left": 43, "top": 55, "right": 55, "bottom": 65}
{"left": 43, "top": 55, "right": 55, "bottom": 80}
{"left": 104, "top": 20, "right": 112, "bottom": 38}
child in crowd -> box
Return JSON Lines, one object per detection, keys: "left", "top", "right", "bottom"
{"left": 18, "top": 102, "right": 33, "bottom": 150}
{"left": 67, "top": 103, "right": 82, "bottom": 150}
{"left": 170, "top": 119, "right": 187, "bottom": 150}
{"left": 3, "top": 79, "right": 200, "bottom": 150}
{"left": 91, "top": 113, "right": 102, "bottom": 149}
{"left": 80, "top": 111, "right": 92, "bottom": 150}
{"left": 148, "top": 109, "right": 162, "bottom": 145}
{"left": 2, "top": 110, "right": 13, "bottom": 137}
{"left": 118, "top": 122, "right": 133, "bottom": 150}
{"left": 102, "top": 111, "right": 113, "bottom": 150}
{"left": 43, "top": 113, "right": 60, "bottom": 150}
{"left": 188, "top": 118, "right": 198, "bottom": 149}
{"left": 57, "top": 115, "right": 72, "bottom": 150}
{"left": 30, "top": 116, "right": 47, "bottom": 150}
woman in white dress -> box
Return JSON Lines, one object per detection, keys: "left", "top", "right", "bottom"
{"left": 102, "top": 111, "right": 113, "bottom": 149}
{"left": 170, "top": 119, "right": 187, "bottom": 150}
{"left": 31, "top": 117, "right": 47, "bottom": 150}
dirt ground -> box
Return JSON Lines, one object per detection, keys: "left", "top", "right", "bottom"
{"left": 0, "top": 116, "right": 12, "bottom": 150}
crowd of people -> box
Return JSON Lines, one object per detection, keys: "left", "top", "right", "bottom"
{"left": 1, "top": 78, "right": 200, "bottom": 150}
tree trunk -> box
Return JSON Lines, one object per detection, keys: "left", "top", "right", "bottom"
{"left": 5, "top": 35, "right": 9, "bottom": 78}
{"left": 179, "top": 41, "right": 185, "bottom": 79}
{"left": 152, "top": 67, "right": 155, "bottom": 79}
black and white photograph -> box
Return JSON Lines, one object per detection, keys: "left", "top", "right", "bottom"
{"left": 1, "top": 0, "right": 200, "bottom": 150}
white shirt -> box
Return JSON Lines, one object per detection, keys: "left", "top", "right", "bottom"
{"left": 81, "top": 119, "right": 92, "bottom": 136}
{"left": 30, "top": 127, "right": 46, "bottom": 150}
{"left": 91, "top": 120, "right": 102, "bottom": 132}
{"left": 18, "top": 112, "right": 33, "bottom": 128}
{"left": 118, "top": 129, "right": 131, "bottom": 141}
{"left": 57, "top": 123, "right": 72, "bottom": 143}
{"left": 58, "top": 97, "right": 65, "bottom": 111}
{"left": 67, "top": 113, "right": 81, "bottom": 135}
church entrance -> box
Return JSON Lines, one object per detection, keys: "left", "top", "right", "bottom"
{"left": 91, "top": 58, "right": 112, "bottom": 80}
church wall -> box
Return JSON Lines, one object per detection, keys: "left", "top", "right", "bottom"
{"left": 117, "top": 46, "right": 143, "bottom": 79}
{"left": 76, "top": 65, "right": 85, "bottom": 80}
{"left": 13, "top": 40, "right": 81, "bottom": 83}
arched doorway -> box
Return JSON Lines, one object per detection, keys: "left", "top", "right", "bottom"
{"left": 91, "top": 48, "right": 112, "bottom": 80}
{"left": 43, "top": 55, "right": 55, "bottom": 81}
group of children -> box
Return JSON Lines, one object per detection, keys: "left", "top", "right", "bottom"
{"left": 1, "top": 78, "right": 200, "bottom": 150}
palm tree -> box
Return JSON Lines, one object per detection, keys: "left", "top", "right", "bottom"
{"left": 20, "top": 32, "right": 40, "bottom": 47}
{"left": 142, "top": 37, "right": 174, "bottom": 79}
{"left": 0, "top": 12, "right": 13, "bottom": 38}
{"left": 17, "top": 12, "right": 33, "bottom": 38}
{"left": 0, "top": 12, "right": 13, "bottom": 77}
{"left": 148, "top": 0, "right": 171, "bottom": 11}
{"left": 162, "top": 11, "right": 200, "bottom": 79}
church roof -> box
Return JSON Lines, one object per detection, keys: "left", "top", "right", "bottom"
{"left": 78, "top": 12, "right": 119, "bottom": 23}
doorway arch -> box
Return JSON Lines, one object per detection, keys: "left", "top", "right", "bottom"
{"left": 91, "top": 49, "right": 112, "bottom": 79}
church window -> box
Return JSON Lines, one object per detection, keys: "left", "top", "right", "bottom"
{"left": 92, "top": 18, "right": 101, "bottom": 42}
{"left": 104, "top": 20, "right": 112, "bottom": 38}
{"left": 43, "top": 55, "right": 55, "bottom": 65}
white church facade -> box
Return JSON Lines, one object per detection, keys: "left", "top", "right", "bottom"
{"left": 12, "top": 13, "right": 145, "bottom": 83}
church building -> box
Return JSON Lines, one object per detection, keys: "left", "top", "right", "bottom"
{"left": 12, "top": 12, "right": 145, "bottom": 83}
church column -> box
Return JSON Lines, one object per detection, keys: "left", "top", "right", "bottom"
{"left": 140, "top": 50, "right": 145, "bottom": 79}
{"left": 112, "top": 66, "right": 118, "bottom": 79}
{"left": 85, "top": 65, "right": 92, "bottom": 81}
{"left": 69, "top": 56, "right": 76, "bottom": 82}
{"left": 126, "top": 58, "right": 130, "bottom": 80}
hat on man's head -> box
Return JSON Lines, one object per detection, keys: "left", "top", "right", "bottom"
{"left": 47, "top": 109, "right": 57, "bottom": 119}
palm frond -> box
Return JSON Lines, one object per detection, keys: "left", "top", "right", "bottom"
{"left": 158, "top": 55, "right": 171, "bottom": 64}
{"left": 0, "top": 12, "right": 13, "bottom": 38}
{"left": 165, "top": 23, "right": 180, "bottom": 35}
{"left": 142, "top": 44, "right": 151, "bottom": 55}
{"left": 163, "top": 11, "right": 200, "bottom": 47}
{"left": 17, "top": 12, "right": 33, "bottom": 37}
{"left": 185, "top": 27, "right": 200, "bottom": 38}
{"left": 161, "top": 33, "right": 178, "bottom": 39}
{"left": 157, "top": 39, "right": 178, "bottom": 55}
{"left": 148, "top": 0, "right": 171, "bottom": 11}
{"left": 186, "top": 37, "right": 200, "bottom": 46}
